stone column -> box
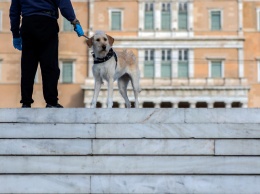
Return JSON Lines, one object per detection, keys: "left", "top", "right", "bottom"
{"left": 154, "top": 2, "right": 161, "bottom": 31}
{"left": 138, "top": 50, "right": 145, "bottom": 78}
{"left": 119, "top": 103, "right": 125, "bottom": 108}
{"left": 88, "top": 50, "right": 93, "bottom": 77}
{"left": 189, "top": 49, "right": 194, "bottom": 78}
{"left": 155, "top": 49, "right": 161, "bottom": 78}
{"left": 241, "top": 101, "right": 248, "bottom": 108}
{"left": 88, "top": 0, "right": 95, "bottom": 78}
{"left": 188, "top": 1, "right": 194, "bottom": 37}
{"left": 89, "top": 0, "right": 94, "bottom": 34}
{"left": 100, "top": 101, "right": 106, "bottom": 108}
{"left": 238, "top": 0, "right": 243, "bottom": 37}
{"left": 238, "top": 48, "right": 244, "bottom": 78}
{"left": 225, "top": 102, "right": 232, "bottom": 108}
{"left": 171, "top": 1, "right": 178, "bottom": 36}
{"left": 138, "top": 1, "right": 144, "bottom": 32}
{"left": 172, "top": 49, "right": 178, "bottom": 78}
{"left": 85, "top": 102, "right": 91, "bottom": 108}
{"left": 154, "top": 102, "right": 161, "bottom": 108}
{"left": 190, "top": 102, "right": 196, "bottom": 108}
{"left": 172, "top": 102, "right": 178, "bottom": 108}
{"left": 208, "top": 102, "right": 214, "bottom": 108}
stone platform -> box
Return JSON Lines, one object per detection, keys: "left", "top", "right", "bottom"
{"left": 0, "top": 108, "right": 260, "bottom": 193}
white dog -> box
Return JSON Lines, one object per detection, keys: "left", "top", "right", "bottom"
{"left": 86, "top": 31, "right": 140, "bottom": 108}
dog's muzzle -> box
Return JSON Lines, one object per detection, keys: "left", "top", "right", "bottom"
{"left": 102, "top": 45, "right": 106, "bottom": 50}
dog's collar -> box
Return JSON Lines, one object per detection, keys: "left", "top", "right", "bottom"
{"left": 92, "top": 48, "right": 117, "bottom": 65}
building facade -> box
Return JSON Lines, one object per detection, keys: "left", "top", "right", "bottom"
{"left": 1, "top": 0, "right": 260, "bottom": 108}
{"left": 83, "top": 0, "right": 255, "bottom": 108}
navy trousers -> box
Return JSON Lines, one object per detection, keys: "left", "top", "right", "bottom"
{"left": 20, "top": 15, "right": 60, "bottom": 105}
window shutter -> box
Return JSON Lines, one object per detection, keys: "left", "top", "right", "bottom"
{"left": 211, "top": 11, "right": 221, "bottom": 30}
{"left": 111, "top": 11, "right": 121, "bottom": 30}
{"left": 178, "top": 61, "right": 189, "bottom": 78}
{"left": 211, "top": 61, "right": 222, "bottom": 78}
{"left": 161, "top": 11, "right": 171, "bottom": 30}
{"left": 144, "top": 61, "right": 155, "bottom": 78}
{"left": 178, "top": 12, "right": 188, "bottom": 30}
{"left": 145, "top": 12, "right": 154, "bottom": 30}
{"left": 63, "top": 18, "right": 73, "bottom": 32}
{"left": 62, "top": 62, "right": 73, "bottom": 83}
{"left": 161, "top": 61, "right": 171, "bottom": 78}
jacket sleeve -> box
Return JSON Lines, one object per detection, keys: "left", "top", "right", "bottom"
{"left": 57, "top": 0, "right": 76, "bottom": 22}
{"left": 9, "top": 0, "right": 21, "bottom": 38}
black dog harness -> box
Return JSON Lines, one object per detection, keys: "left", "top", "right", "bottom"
{"left": 92, "top": 48, "right": 118, "bottom": 69}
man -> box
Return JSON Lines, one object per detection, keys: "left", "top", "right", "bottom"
{"left": 9, "top": 0, "right": 84, "bottom": 108}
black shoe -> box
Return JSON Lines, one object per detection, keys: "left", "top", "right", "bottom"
{"left": 21, "top": 103, "right": 31, "bottom": 108}
{"left": 46, "top": 103, "right": 64, "bottom": 108}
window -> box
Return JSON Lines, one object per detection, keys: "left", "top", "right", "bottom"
{"left": 161, "top": 50, "right": 171, "bottom": 78}
{"left": 61, "top": 61, "right": 73, "bottom": 83}
{"left": 211, "top": 10, "right": 221, "bottom": 31}
{"left": 144, "top": 50, "right": 155, "bottom": 78}
{"left": 161, "top": 3, "right": 171, "bottom": 30}
{"left": 111, "top": 10, "right": 122, "bottom": 31}
{"left": 144, "top": 3, "right": 154, "bottom": 30}
{"left": 210, "top": 60, "right": 223, "bottom": 78}
{"left": 178, "top": 2, "right": 188, "bottom": 30}
{"left": 257, "top": 9, "right": 260, "bottom": 31}
{"left": 178, "top": 49, "right": 189, "bottom": 78}
{"left": 63, "top": 17, "right": 73, "bottom": 32}
{"left": 0, "top": 10, "right": 2, "bottom": 31}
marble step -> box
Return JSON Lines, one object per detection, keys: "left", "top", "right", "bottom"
{"left": 1, "top": 123, "right": 260, "bottom": 139}
{"left": 1, "top": 108, "right": 260, "bottom": 124}
{"left": 1, "top": 175, "right": 260, "bottom": 194}
{"left": 1, "top": 156, "right": 260, "bottom": 174}
{"left": 2, "top": 139, "right": 260, "bottom": 156}
{"left": 0, "top": 123, "right": 95, "bottom": 138}
{"left": 0, "top": 108, "right": 183, "bottom": 124}
{"left": 0, "top": 139, "right": 213, "bottom": 155}
{"left": 95, "top": 123, "right": 260, "bottom": 138}
{"left": 0, "top": 108, "right": 260, "bottom": 194}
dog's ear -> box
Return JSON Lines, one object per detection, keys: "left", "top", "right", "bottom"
{"left": 86, "top": 36, "right": 94, "bottom": 48}
{"left": 106, "top": 34, "right": 114, "bottom": 46}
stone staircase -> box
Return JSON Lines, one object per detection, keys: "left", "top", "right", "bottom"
{"left": 0, "top": 108, "right": 260, "bottom": 194}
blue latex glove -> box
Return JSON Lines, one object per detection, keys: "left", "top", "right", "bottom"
{"left": 13, "top": 37, "right": 22, "bottom": 51}
{"left": 74, "top": 24, "right": 84, "bottom": 37}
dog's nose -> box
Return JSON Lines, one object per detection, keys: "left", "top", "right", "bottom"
{"left": 102, "top": 45, "right": 106, "bottom": 50}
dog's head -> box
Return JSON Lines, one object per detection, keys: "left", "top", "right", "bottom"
{"left": 86, "top": 31, "right": 114, "bottom": 58}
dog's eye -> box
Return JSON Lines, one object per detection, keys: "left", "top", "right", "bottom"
{"left": 96, "top": 38, "right": 100, "bottom": 42}
{"left": 104, "top": 38, "right": 107, "bottom": 41}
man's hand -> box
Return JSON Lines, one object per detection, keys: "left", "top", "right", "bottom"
{"left": 13, "top": 37, "right": 22, "bottom": 51}
{"left": 71, "top": 19, "right": 84, "bottom": 37}
{"left": 74, "top": 24, "right": 84, "bottom": 37}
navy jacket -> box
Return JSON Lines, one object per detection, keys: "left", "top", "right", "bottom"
{"left": 10, "top": 0, "right": 76, "bottom": 38}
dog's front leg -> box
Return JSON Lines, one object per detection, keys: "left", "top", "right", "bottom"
{"left": 91, "top": 79, "right": 102, "bottom": 108}
{"left": 107, "top": 78, "right": 114, "bottom": 108}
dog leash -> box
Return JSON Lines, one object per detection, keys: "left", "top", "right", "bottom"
{"left": 83, "top": 35, "right": 89, "bottom": 39}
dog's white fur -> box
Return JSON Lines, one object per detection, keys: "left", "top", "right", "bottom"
{"left": 87, "top": 31, "right": 140, "bottom": 108}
